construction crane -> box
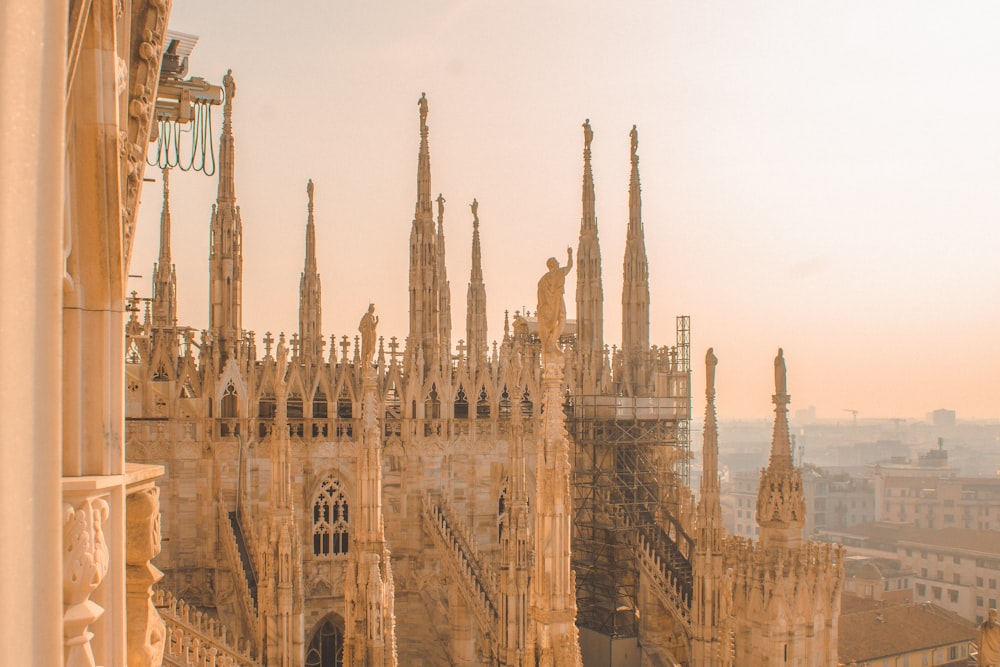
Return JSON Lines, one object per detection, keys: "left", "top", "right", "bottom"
{"left": 843, "top": 409, "right": 858, "bottom": 427}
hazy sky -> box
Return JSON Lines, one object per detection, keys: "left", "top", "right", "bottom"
{"left": 132, "top": 1, "right": 1000, "bottom": 420}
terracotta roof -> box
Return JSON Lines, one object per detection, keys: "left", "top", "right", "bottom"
{"left": 839, "top": 602, "right": 976, "bottom": 664}
{"left": 823, "top": 522, "right": 1000, "bottom": 555}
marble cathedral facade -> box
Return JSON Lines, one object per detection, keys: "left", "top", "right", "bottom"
{"left": 124, "top": 80, "right": 844, "bottom": 667}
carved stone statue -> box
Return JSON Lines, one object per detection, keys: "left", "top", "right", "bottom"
{"left": 630, "top": 124, "right": 638, "bottom": 162}
{"left": 418, "top": 92, "right": 428, "bottom": 127}
{"left": 223, "top": 69, "right": 235, "bottom": 102}
{"left": 436, "top": 193, "right": 445, "bottom": 220}
{"left": 583, "top": 119, "right": 593, "bottom": 151}
{"left": 774, "top": 348, "right": 787, "bottom": 396}
{"left": 536, "top": 248, "right": 573, "bottom": 356}
{"left": 706, "top": 347, "right": 717, "bottom": 398}
{"left": 981, "top": 609, "right": 1000, "bottom": 666}
{"left": 359, "top": 304, "right": 378, "bottom": 367}
{"left": 470, "top": 198, "right": 478, "bottom": 223}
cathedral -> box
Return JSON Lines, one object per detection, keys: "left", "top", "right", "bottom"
{"left": 124, "top": 74, "right": 844, "bottom": 666}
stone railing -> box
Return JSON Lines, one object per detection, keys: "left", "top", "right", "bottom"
{"left": 217, "top": 502, "right": 259, "bottom": 643}
{"left": 632, "top": 522, "right": 693, "bottom": 631}
{"left": 422, "top": 498, "right": 499, "bottom": 633}
{"left": 608, "top": 501, "right": 694, "bottom": 630}
{"left": 155, "top": 588, "right": 259, "bottom": 666}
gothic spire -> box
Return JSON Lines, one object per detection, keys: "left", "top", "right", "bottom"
{"left": 152, "top": 167, "right": 176, "bottom": 328}
{"left": 437, "top": 192, "right": 452, "bottom": 372}
{"left": 416, "top": 92, "right": 432, "bottom": 224}
{"left": 697, "top": 348, "right": 723, "bottom": 548}
{"left": 299, "top": 179, "right": 323, "bottom": 363}
{"left": 576, "top": 119, "right": 604, "bottom": 383}
{"left": 408, "top": 93, "right": 442, "bottom": 375}
{"left": 621, "top": 124, "right": 650, "bottom": 395}
{"left": 756, "top": 348, "right": 806, "bottom": 549}
{"left": 209, "top": 69, "right": 244, "bottom": 362}
{"left": 218, "top": 68, "right": 237, "bottom": 204}
{"left": 466, "top": 199, "right": 488, "bottom": 371}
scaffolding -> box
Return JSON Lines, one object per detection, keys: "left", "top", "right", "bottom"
{"left": 570, "top": 315, "right": 692, "bottom": 639}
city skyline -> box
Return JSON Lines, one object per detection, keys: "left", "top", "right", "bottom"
{"left": 132, "top": 1, "right": 1000, "bottom": 419}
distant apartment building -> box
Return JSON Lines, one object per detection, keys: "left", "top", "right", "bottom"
{"left": 821, "top": 521, "right": 1000, "bottom": 624}
{"left": 930, "top": 409, "right": 958, "bottom": 427}
{"left": 720, "top": 469, "right": 760, "bottom": 538}
{"left": 801, "top": 465, "right": 876, "bottom": 538}
{"left": 868, "top": 441, "right": 1000, "bottom": 530}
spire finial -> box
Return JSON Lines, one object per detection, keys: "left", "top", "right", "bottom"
{"left": 470, "top": 198, "right": 479, "bottom": 228}
{"left": 630, "top": 124, "right": 638, "bottom": 165}
{"left": 437, "top": 193, "right": 445, "bottom": 222}
{"left": 307, "top": 179, "right": 314, "bottom": 210}
{"left": 583, "top": 118, "right": 593, "bottom": 152}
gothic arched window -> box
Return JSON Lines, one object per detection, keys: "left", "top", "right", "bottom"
{"left": 313, "top": 478, "right": 349, "bottom": 557}
{"left": 221, "top": 382, "right": 238, "bottom": 418}
{"left": 305, "top": 618, "right": 343, "bottom": 667}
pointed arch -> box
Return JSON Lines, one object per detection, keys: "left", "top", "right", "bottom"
{"left": 305, "top": 614, "right": 344, "bottom": 667}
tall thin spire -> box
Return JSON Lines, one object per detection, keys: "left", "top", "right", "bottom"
{"left": 416, "top": 92, "right": 432, "bottom": 222}
{"left": 299, "top": 179, "right": 323, "bottom": 363}
{"left": 437, "top": 193, "right": 451, "bottom": 372}
{"left": 690, "top": 349, "right": 728, "bottom": 664}
{"left": 756, "top": 348, "right": 806, "bottom": 550}
{"left": 217, "top": 68, "right": 237, "bottom": 204}
{"left": 466, "top": 199, "right": 488, "bottom": 372}
{"left": 576, "top": 119, "right": 604, "bottom": 385}
{"left": 152, "top": 167, "right": 176, "bottom": 328}
{"left": 408, "top": 93, "right": 442, "bottom": 375}
{"left": 209, "top": 69, "right": 243, "bottom": 363}
{"left": 621, "top": 124, "right": 650, "bottom": 396}
{"left": 697, "top": 348, "right": 723, "bottom": 548}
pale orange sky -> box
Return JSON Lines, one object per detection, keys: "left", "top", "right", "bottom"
{"left": 132, "top": 1, "right": 1000, "bottom": 420}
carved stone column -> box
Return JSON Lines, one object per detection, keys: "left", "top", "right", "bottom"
{"left": 126, "top": 477, "right": 165, "bottom": 666}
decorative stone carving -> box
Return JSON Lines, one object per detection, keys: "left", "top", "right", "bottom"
{"left": 126, "top": 486, "right": 166, "bottom": 667}
{"left": 359, "top": 304, "right": 379, "bottom": 368}
{"left": 63, "top": 496, "right": 111, "bottom": 667}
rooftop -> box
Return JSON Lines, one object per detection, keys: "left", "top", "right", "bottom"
{"left": 839, "top": 602, "right": 975, "bottom": 664}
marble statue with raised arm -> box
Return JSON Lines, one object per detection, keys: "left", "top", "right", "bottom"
{"left": 536, "top": 248, "right": 573, "bottom": 356}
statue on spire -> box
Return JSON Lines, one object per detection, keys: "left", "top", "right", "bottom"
{"left": 418, "top": 92, "right": 428, "bottom": 129}
{"left": 359, "top": 304, "right": 379, "bottom": 367}
{"left": 307, "top": 179, "right": 314, "bottom": 206}
{"left": 629, "top": 124, "right": 638, "bottom": 164}
{"left": 774, "top": 348, "right": 787, "bottom": 398}
{"left": 436, "top": 193, "right": 445, "bottom": 221}
{"left": 706, "top": 347, "right": 717, "bottom": 398}
{"left": 470, "top": 198, "right": 479, "bottom": 226}
{"left": 223, "top": 69, "right": 236, "bottom": 103}
{"left": 583, "top": 119, "right": 593, "bottom": 151}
